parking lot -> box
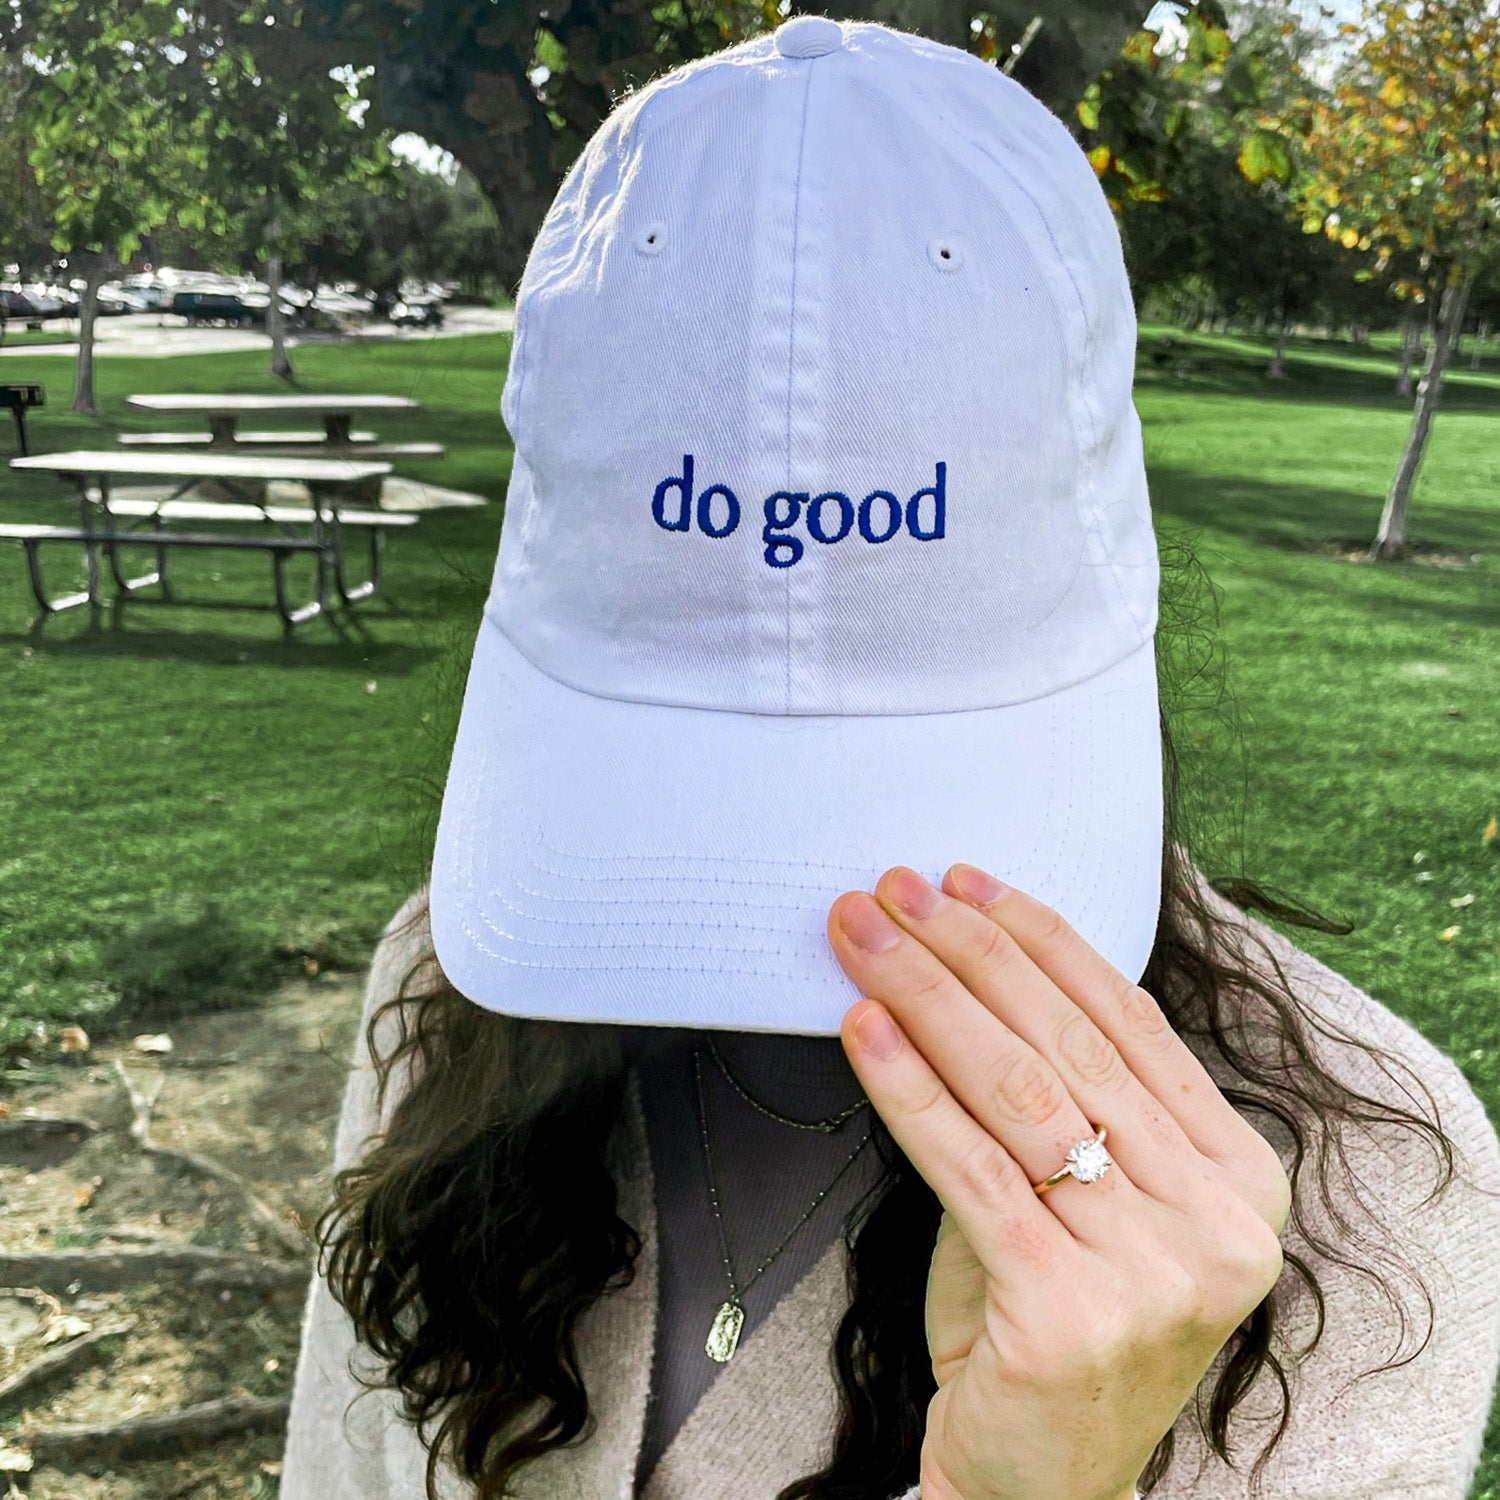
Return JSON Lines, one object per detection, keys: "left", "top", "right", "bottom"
{"left": 0, "top": 303, "right": 514, "bottom": 359}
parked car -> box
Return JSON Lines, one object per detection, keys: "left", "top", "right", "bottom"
{"left": 1, "top": 288, "right": 48, "bottom": 329}
{"left": 390, "top": 297, "right": 445, "bottom": 329}
{"left": 122, "top": 277, "right": 177, "bottom": 312}
{"left": 312, "top": 289, "right": 376, "bottom": 321}
{"left": 96, "top": 285, "right": 153, "bottom": 315}
{"left": 170, "top": 290, "right": 265, "bottom": 327}
{"left": 29, "top": 285, "right": 76, "bottom": 318}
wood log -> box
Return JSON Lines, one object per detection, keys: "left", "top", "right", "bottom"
{"left": 21, "top": 1393, "right": 291, "bottom": 1466}
{"left": 0, "top": 1244, "right": 310, "bottom": 1295}
{"left": 0, "top": 1324, "right": 132, "bottom": 1416}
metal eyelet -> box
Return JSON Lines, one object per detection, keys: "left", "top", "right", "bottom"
{"left": 635, "top": 222, "right": 667, "bottom": 256}
{"left": 928, "top": 236, "right": 965, "bottom": 271}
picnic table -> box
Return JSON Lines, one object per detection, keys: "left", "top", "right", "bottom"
{"left": 4, "top": 450, "right": 408, "bottom": 627}
{"left": 121, "top": 394, "right": 443, "bottom": 505}
{"left": 124, "top": 393, "right": 420, "bottom": 446}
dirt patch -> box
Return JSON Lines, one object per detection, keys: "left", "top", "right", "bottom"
{"left": 1311, "top": 538, "right": 1487, "bottom": 568}
{"left": 0, "top": 971, "right": 366, "bottom": 1498}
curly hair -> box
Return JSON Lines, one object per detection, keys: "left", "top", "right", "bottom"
{"left": 312, "top": 532, "right": 1461, "bottom": 1500}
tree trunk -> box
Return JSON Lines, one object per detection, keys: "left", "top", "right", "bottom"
{"left": 1371, "top": 272, "right": 1474, "bottom": 562}
{"left": 1471, "top": 318, "right": 1489, "bottom": 370}
{"left": 265, "top": 209, "right": 294, "bottom": 382}
{"left": 70, "top": 253, "right": 112, "bottom": 418}
{"left": 1395, "top": 316, "right": 1419, "bottom": 398}
{"left": 1266, "top": 283, "right": 1290, "bottom": 379}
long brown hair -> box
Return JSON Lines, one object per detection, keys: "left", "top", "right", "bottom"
{"left": 314, "top": 532, "right": 1459, "bottom": 1499}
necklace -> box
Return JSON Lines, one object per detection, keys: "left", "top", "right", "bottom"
{"left": 705, "top": 1032, "right": 870, "bottom": 1133}
{"left": 693, "top": 1041, "right": 874, "bottom": 1363}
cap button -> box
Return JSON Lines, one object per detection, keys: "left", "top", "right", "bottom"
{"left": 774, "top": 15, "right": 844, "bottom": 58}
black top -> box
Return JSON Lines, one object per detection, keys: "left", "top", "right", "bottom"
{"left": 632, "top": 1028, "right": 889, "bottom": 1492}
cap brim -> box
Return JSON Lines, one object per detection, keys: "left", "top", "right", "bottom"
{"left": 430, "top": 616, "right": 1163, "bottom": 1036}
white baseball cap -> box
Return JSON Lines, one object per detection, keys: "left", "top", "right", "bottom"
{"left": 429, "top": 14, "right": 1162, "bottom": 1037}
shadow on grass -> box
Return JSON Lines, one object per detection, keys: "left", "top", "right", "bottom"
{"left": 97, "top": 902, "right": 292, "bottom": 1027}
{"left": 3, "top": 608, "right": 442, "bottom": 671}
{"left": 1136, "top": 330, "right": 1500, "bottom": 416}
{"left": 1150, "top": 464, "right": 1496, "bottom": 557}
{"left": 1152, "top": 467, "right": 1498, "bottom": 640}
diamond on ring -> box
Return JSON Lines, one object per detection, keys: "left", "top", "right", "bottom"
{"left": 1032, "top": 1124, "right": 1112, "bottom": 1195}
{"left": 1064, "top": 1135, "right": 1112, "bottom": 1183}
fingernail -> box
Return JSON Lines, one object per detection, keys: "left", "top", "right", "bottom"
{"left": 887, "top": 866, "right": 946, "bottom": 919}
{"left": 839, "top": 894, "right": 903, "bottom": 953}
{"left": 854, "top": 1002, "right": 904, "bottom": 1061}
{"left": 949, "top": 864, "right": 1010, "bottom": 905}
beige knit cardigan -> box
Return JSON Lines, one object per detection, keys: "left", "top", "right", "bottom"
{"left": 280, "top": 867, "right": 1500, "bottom": 1499}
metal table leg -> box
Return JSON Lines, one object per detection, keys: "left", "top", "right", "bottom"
{"left": 272, "top": 545, "right": 328, "bottom": 628}
{"left": 75, "top": 482, "right": 104, "bottom": 608}
{"left": 97, "top": 478, "right": 168, "bottom": 596}
{"left": 308, "top": 484, "right": 382, "bottom": 607}
{"left": 335, "top": 524, "right": 384, "bottom": 606}
{"left": 18, "top": 538, "right": 91, "bottom": 613}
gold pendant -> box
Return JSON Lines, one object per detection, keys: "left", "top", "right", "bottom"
{"left": 705, "top": 1299, "right": 745, "bottom": 1362}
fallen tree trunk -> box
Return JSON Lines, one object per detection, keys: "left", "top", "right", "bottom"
{"left": 0, "top": 1324, "right": 132, "bottom": 1417}
{"left": 21, "top": 1393, "right": 291, "bottom": 1466}
{"left": 0, "top": 1244, "right": 310, "bottom": 1295}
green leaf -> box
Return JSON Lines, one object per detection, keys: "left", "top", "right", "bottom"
{"left": 1238, "top": 129, "right": 1293, "bottom": 187}
{"left": 1077, "top": 84, "right": 1101, "bottom": 132}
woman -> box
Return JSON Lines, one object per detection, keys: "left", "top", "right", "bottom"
{"left": 280, "top": 15, "right": 1500, "bottom": 1500}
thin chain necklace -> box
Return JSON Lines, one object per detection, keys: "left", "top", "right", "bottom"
{"left": 693, "top": 1041, "right": 874, "bottom": 1363}
{"left": 704, "top": 1031, "right": 870, "bottom": 1133}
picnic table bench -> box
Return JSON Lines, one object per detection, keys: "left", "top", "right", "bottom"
{"left": 4, "top": 450, "right": 400, "bottom": 627}
{"left": 122, "top": 394, "right": 443, "bottom": 505}
{"left": 119, "top": 428, "right": 378, "bottom": 447}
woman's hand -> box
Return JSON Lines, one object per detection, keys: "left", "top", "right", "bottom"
{"left": 828, "top": 865, "right": 1291, "bottom": 1500}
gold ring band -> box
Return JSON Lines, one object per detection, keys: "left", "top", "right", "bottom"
{"left": 1032, "top": 1124, "right": 1111, "bottom": 1195}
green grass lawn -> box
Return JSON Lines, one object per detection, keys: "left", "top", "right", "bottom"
{"left": 0, "top": 323, "right": 1496, "bottom": 1488}
{"left": 1135, "top": 323, "right": 1497, "bottom": 1098}
{"left": 0, "top": 334, "right": 508, "bottom": 1051}
{"left": 0, "top": 326, "right": 80, "bottom": 348}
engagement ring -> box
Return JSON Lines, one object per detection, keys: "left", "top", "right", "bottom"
{"left": 1032, "top": 1125, "right": 1112, "bottom": 1195}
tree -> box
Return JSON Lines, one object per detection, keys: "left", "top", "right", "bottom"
{"left": 1076, "top": 0, "right": 1329, "bottom": 344}
{"left": 277, "top": 0, "right": 1160, "bottom": 293}
{"left": 3, "top": 0, "right": 391, "bottom": 400}
{"left": 0, "top": 65, "right": 49, "bottom": 287}
{"left": 284, "top": 160, "right": 503, "bottom": 301}
{"left": 0, "top": 69, "right": 30, "bottom": 237}
{"left": 2, "top": 0, "right": 213, "bottom": 412}
{"left": 164, "top": 8, "right": 393, "bottom": 380}
{"left": 1296, "top": 0, "right": 1500, "bottom": 559}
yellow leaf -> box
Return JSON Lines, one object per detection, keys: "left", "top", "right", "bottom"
{"left": 1088, "top": 144, "right": 1112, "bottom": 176}
{"left": 1484, "top": 816, "right": 1497, "bottom": 843}
{"left": 1440, "top": 925, "right": 1461, "bottom": 941}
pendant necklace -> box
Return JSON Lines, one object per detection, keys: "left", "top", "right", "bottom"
{"left": 692, "top": 1040, "right": 874, "bottom": 1363}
